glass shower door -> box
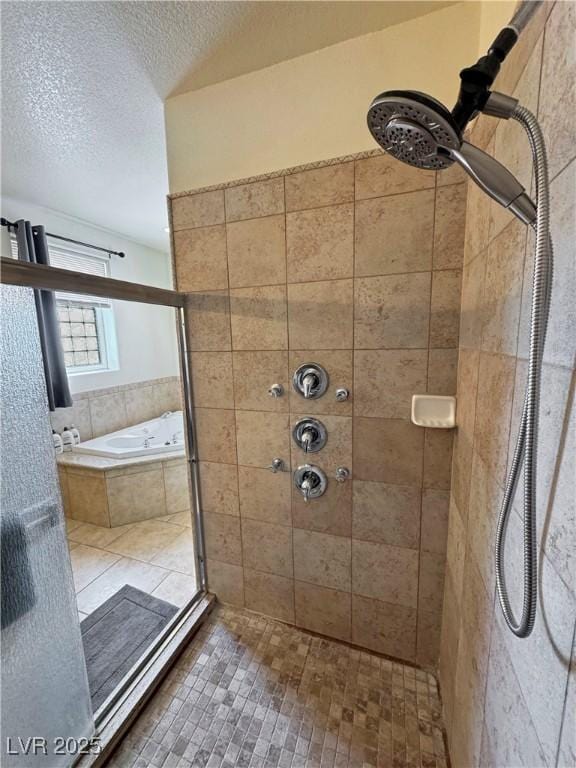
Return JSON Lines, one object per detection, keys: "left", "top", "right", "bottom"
{"left": 1, "top": 285, "right": 95, "bottom": 766}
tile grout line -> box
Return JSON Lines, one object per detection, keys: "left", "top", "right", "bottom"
{"left": 350, "top": 157, "right": 357, "bottom": 642}
{"left": 184, "top": 264, "right": 466, "bottom": 295}
{"left": 416, "top": 168, "right": 440, "bottom": 663}
{"left": 222, "top": 186, "right": 246, "bottom": 610}
{"left": 283, "top": 173, "right": 299, "bottom": 627}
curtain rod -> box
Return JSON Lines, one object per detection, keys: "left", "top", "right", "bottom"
{"left": 0, "top": 217, "right": 126, "bottom": 258}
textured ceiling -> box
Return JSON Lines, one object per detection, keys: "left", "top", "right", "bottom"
{"left": 1, "top": 1, "right": 454, "bottom": 251}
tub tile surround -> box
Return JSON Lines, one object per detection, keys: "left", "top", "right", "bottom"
{"left": 59, "top": 456, "right": 190, "bottom": 527}
{"left": 170, "top": 148, "right": 466, "bottom": 668}
{"left": 440, "top": 4, "right": 576, "bottom": 767}
{"left": 50, "top": 376, "right": 182, "bottom": 440}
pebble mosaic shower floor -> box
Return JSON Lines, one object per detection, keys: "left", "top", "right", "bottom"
{"left": 110, "top": 605, "right": 448, "bottom": 768}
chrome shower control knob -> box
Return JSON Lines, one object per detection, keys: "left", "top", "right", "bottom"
{"left": 293, "top": 363, "right": 329, "bottom": 400}
{"left": 335, "top": 466, "right": 350, "bottom": 483}
{"left": 292, "top": 418, "right": 327, "bottom": 454}
{"left": 335, "top": 387, "right": 349, "bottom": 402}
{"left": 268, "top": 383, "right": 284, "bottom": 398}
{"left": 266, "top": 458, "right": 285, "bottom": 473}
{"left": 293, "top": 465, "right": 327, "bottom": 502}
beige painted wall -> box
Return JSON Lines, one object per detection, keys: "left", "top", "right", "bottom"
{"left": 477, "top": 0, "right": 516, "bottom": 54}
{"left": 165, "top": 2, "right": 484, "bottom": 193}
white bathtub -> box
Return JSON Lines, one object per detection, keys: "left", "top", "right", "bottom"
{"left": 73, "top": 411, "right": 185, "bottom": 459}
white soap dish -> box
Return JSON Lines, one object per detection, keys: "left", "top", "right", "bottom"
{"left": 411, "top": 395, "right": 456, "bottom": 429}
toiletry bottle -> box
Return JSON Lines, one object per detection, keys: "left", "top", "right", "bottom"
{"left": 70, "top": 424, "right": 81, "bottom": 445}
{"left": 61, "top": 427, "right": 75, "bottom": 452}
{"left": 53, "top": 430, "right": 64, "bottom": 454}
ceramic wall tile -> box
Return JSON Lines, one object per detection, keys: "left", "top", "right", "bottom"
{"left": 244, "top": 569, "right": 294, "bottom": 623}
{"left": 354, "top": 273, "right": 431, "bottom": 349}
{"left": 232, "top": 350, "right": 289, "bottom": 412}
{"left": 286, "top": 203, "right": 353, "bottom": 283}
{"left": 285, "top": 162, "right": 354, "bottom": 211}
{"left": 433, "top": 183, "right": 467, "bottom": 270}
{"left": 206, "top": 560, "right": 244, "bottom": 606}
{"left": 190, "top": 351, "right": 234, "bottom": 409}
{"left": 174, "top": 225, "right": 228, "bottom": 292}
{"left": 288, "top": 279, "right": 353, "bottom": 350}
{"left": 482, "top": 220, "right": 526, "bottom": 356}
{"left": 199, "top": 461, "right": 239, "bottom": 517}
{"left": 354, "top": 417, "right": 424, "bottom": 487}
{"left": 352, "top": 594, "right": 417, "bottom": 662}
{"left": 225, "top": 178, "right": 284, "bottom": 222}
{"left": 185, "top": 291, "right": 232, "bottom": 351}
{"left": 294, "top": 581, "right": 351, "bottom": 642}
{"left": 292, "top": 475, "right": 352, "bottom": 538}
{"left": 226, "top": 214, "right": 286, "bottom": 289}
{"left": 430, "top": 269, "right": 462, "bottom": 348}
{"left": 352, "top": 539, "right": 419, "bottom": 609}
{"left": 355, "top": 154, "right": 435, "bottom": 200}
{"left": 241, "top": 518, "right": 293, "bottom": 578}
{"left": 235, "top": 410, "right": 290, "bottom": 468}
{"left": 172, "top": 190, "right": 225, "bottom": 230}
{"left": 539, "top": 0, "right": 575, "bottom": 180}
{"left": 427, "top": 348, "right": 458, "bottom": 395}
{"left": 354, "top": 189, "right": 434, "bottom": 277}
{"left": 293, "top": 528, "right": 351, "bottom": 592}
{"left": 203, "top": 512, "right": 242, "bottom": 566}
{"left": 230, "top": 284, "right": 288, "bottom": 350}
{"left": 353, "top": 349, "right": 427, "bottom": 420}
{"left": 194, "top": 408, "right": 237, "bottom": 464}
{"left": 238, "top": 465, "right": 292, "bottom": 526}
{"left": 352, "top": 480, "right": 420, "bottom": 550}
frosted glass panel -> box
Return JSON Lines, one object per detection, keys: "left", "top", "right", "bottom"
{"left": 1, "top": 286, "right": 94, "bottom": 766}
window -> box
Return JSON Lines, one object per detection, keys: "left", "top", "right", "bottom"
{"left": 57, "top": 302, "right": 108, "bottom": 370}
{"left": 11, "top": 238, "right": 119, "bottom": 374}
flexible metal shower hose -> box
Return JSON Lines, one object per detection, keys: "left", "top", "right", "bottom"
{"left": 494, "top": 104, "right": 553, "bottom": 638}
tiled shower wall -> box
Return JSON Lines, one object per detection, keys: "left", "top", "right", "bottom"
{"left": 440, "top": 2, "right": 575, "bottom": 767}
{"left": 169, "top": 151, "right": 467, "bottom": 667}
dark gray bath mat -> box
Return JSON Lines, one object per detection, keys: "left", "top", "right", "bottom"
{"left": 80, "top": 584, "right": 178, "bottom": 711}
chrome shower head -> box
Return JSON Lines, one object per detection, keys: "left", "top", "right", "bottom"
{"left": 366, "top": 88, "right": 536, "bottom": 225}
{"left": 366, "top": 90, "right": 461, "bottom": 170}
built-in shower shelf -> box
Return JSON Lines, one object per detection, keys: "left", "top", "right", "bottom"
{"left": 411, "top": 395, "right": 456, "bottom": 429}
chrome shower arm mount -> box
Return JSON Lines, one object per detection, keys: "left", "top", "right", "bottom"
{"left": 450, "top": 1, "right": 543, "bottom": 132}
{"left": 449, "top": 141, "right": 536, "bottom": 225}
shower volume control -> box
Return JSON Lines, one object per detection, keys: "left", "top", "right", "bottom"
{"left": 293, "top": 465, "right": 327, "bottom": 502}
{"left": 292, "top": 418, "right": 327, "bottom": 453}
{"left": 293, "top": 363, "right": 329, "bottom": 400}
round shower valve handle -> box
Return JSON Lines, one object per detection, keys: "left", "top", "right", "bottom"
{"left": 293, "top": 363, "right": 329, "bottom": 400}
{"left": 293, "top": 464, "right": 327, "bottom": 502}
{"left": 292, "top": 418, "right": 327, "bottom": 453}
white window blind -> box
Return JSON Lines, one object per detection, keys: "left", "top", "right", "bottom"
{"left": 11, "top": 236, "right": 112, "bottom": 306}
{"left": 49, "top": 247, "right": 112, "bottom": 307}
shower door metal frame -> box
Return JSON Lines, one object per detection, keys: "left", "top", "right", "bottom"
{"left": 0, "top": 256, "right": 210, "bottom": 762}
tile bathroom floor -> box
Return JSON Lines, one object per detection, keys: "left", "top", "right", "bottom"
{"left": 109, "top": 605, "right": 448, "bottom": 768}
{"left": 65, "top": 512, "right": 198, "bottom": 618}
